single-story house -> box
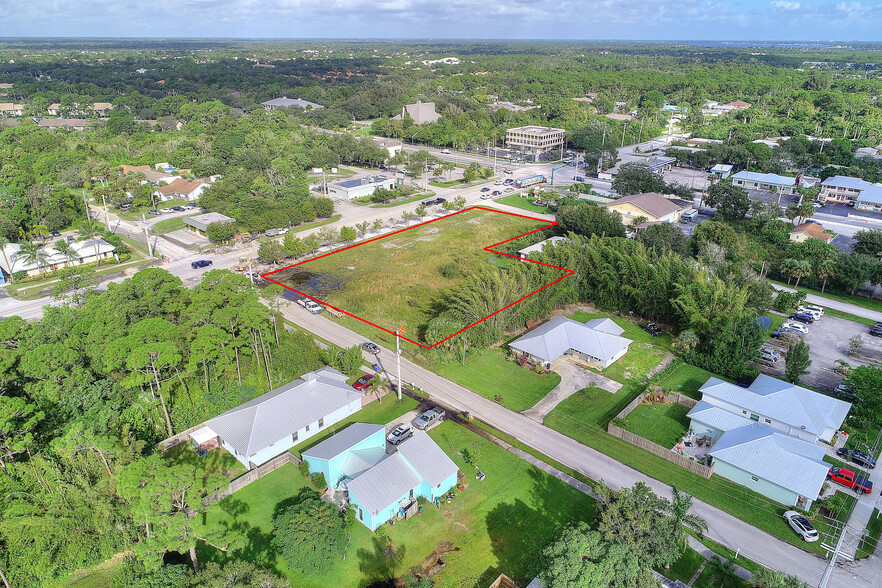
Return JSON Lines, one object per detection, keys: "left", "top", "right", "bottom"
{"left": 183, "top": 212, "right": 236, "bottom": 236}
{"left": 304, "top": 425, "right": 458, "bottom": 531}
{"left": 855, "top": 147, "right": 882, "bottom": 161}
{"left": 261, "top": 97, "right": 325, "bottom": 110}
{"left": 328, "top": 176, "right": 395, "bottom": 200}
{"left": 0, "top": 238, "right": 116, "bottom": 279}
{"left": 37, "top": 118, "right": 90, "bottom": 131}
{"left": 731, "top": 171, "right": 799, "bottom": 195}
{"left": 0, "top": 103, "right": 24, "bottom": 117}
{"left": 47, "top": 102, "right": 113, "bottom": 116}
{"left": 789, "top": 222, "right": 833, "bottom": 244}
{"left": 155, "top": 178, "right": 211, "bottom": 202}
{"left": 709, "top": 164, "right": 734, "bottom": 180}
{"left": 726, "top": 100, "right": 752, "bottom": 109}
{"left": 392, "top": 100, "right": 440, "bottom": 125}
{"left": 516, "top": 236, "right": 568, "bottom": 260}
{"left": 696, "top": 374, "right": 850, "bottom": 443}
{"left": 142, "top": 170, "right": 182, "bottom": 185}
{"left": 509, "top": 315, "right": 631, "bottom": 370}
{"left": 709, "top": 420, "right": 829, "bottom": 510}
{"left": 202, "top": 367, "right": 363, "bottom": 469}
{"left": 373, "top": 138, "right": 403, "bottom": 159}
{"left": 605, "top": 192, "right": 691, "bottom": 225}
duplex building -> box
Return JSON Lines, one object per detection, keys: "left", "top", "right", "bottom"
{"left": 47, "top": 102, "right": 113, "bottom": 116}
{"left": 0, "top": 238, "right": 116, "bottom": 280}
{"left": 731, "top": 171, "right": 799, "bottom": 195}
{"left": 328, "top": 175, "right": 396, "bottom": 200}
{"left": 819, "top": 175, "right": 882, "bottom": 210}
{"left": 0, "top": 103, "right": 24, "bottom": 117}
{"left": 505, "top": 126, "right": 566, "bottom": 155}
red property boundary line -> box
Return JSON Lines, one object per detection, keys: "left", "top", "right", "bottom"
{"left": 262, "top": 206, "right": 574, "bottom": 349}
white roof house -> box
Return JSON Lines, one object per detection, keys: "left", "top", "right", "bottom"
{"left": 516, "top": 236, "right": 568, "bottom": 259}
{"left": 731, "top": 171, "right": 799, "bottom": 195}
{"left": 204, "top": 367, "right": 363, "bottom": 468}
{"left": 509, "top": 315, "right": 632, "bottom": 369}
{"left": 0, "top": 238, "right": 116, "bottom": 278}
{"left": 261, "top": 97, "right": 325, "bottom": 110}
{"left": 699, "top": 375, "right": 850, "bottom": 443}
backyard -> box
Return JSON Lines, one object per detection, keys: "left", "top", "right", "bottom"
{"left": 622, "top": 401, "right": 692, "bottom": 448}
{"left": 656, "top": 363, "right": 721, "bottom": 400}
{"left": 435, "top": 348, "right": 561, "bottom": 412}
{"left": 197, "top": 421, "right": 597, "bottom": 587}
{"left": 270, "top": 207, "right": 556, "bottom": 346}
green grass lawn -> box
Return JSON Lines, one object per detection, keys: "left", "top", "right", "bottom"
{"left": 370, "top": 193, "right": 434, "bottom": 208}
{"left": 290, "top": 396, "right": 419, "bottom": 457}
{"left": 768, "top": 313, "right": 787, "bottom": 333}
{"left": 858, "top": 508, "right": 881, "bottom": 558}
{"left": 199, "top": 421, "right": 596, "bottom": 587}
{"left": 435, "top": 348, "right": 561, "bottom": 412}
{"left": 661, "top": 547, "right": 705, "bottom": 584}
{"left": 430, "top": 178, "right": 465, "bottom": 188}
{"left": 162, "top": 440, "right": 246, "bottom": 479}
{"left": 290, "top": 214, "right": 342, "bottom": 234}
{"left": 657, "top": 363, "right": 721, "bottom": 399}
{"left": 61, "top": 553, "right": 129, "bottom": 588}
{"left": 823, "top": 307, "right": 877, "bottom": 326}
{"left": 152, "top": 216, "right": 188, "bottom": 235}
{"left": 571, "top": 311, "right": 676, "bottom": 352}
{"left": 692, "top": 564, "right": 746, "bottom": 588}
{"left": 622, "top": 402, "right": 691, "bottom": 448}
{"left": 275, "top": 208, "right": 553, "bottom": 344}
{"left": 494, "top": 194, "right": 553, "bottom": 214}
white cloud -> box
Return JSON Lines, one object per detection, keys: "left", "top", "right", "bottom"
{"left": 770, "top": 1, "right": 800, "bottom": 9}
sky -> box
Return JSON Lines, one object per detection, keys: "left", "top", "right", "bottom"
{"left": 1, "top": 0, "right": 881, "bottom": 41}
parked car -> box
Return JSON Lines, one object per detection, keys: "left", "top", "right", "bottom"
{"left": 277, "top": 227, "right": 290, "bottom": 235}
{"left": 492, "top": 190, "right": 502, "bottom": 196}
{"left": 181, "top": 204, "right": 197, "bottom": 210}
{"left": 812, "top": 201, "right": 824, "bottom": 209}
{"left": 494, "top": 180, "right": 503, "bottom": 185}
{"left": 795, "top": 306, "right": 822, "bottom": 320}
{"left": 788, "top": 312, "right": 816, "bottom": 324}
{"left": 834, "top": 384, "right": 858, "bottom": 401}
{"left": 413, "top": 408, "right": 445, "bottom": 430}
{"left": 783, "top": 511, "right": 819, "bottom": 542}
{"left": 297, "top": 299, "right": 322, "bottom": 314}
{"left": 870, "top": 325, "right": 882, "bottom": 337}
{"left": 504, "top": 187, "right": 514, "bottom": 192}
{"left": 362, "top": 342, "right": 381, "bottom": 354}
{"left": 837, "top": 448, "right": 877, "bottom": 469}
{"left": 760, "top": 347, "right": 781, "bottom": 360}
{"left": 170, "top": 206, "right": 185, "bottom": 212}
{"left": 148, "top": 209, "right": 162, "bottom": 216}
{"left": 801, "top": 304, "right": 824, "bottom": 317}
{"left": 781, "top": 322, "right": 809, "bottom": 335}
{"left": 480, "top": 193, "right": 493, "bottom": 200}
{"left": 66, "top": 235, "right": 76, "bottom": 243}
{"left": 441, "top": 149, "right": 451, "bottom": 154}
{"left": 480, "top": 187, "right": 491, "bottom": 192}
{"left": 353, "top": 374, "right": 375, "bottom": 391}
{"left": 386, "top": 424, "right": 413, "bottom": 445}
{"left": 772, "top": 328, "right": 805, "bottom": 339}
{"left": 191, "top": 260, "right": 213, "bottom": 269}
{"left": 641, "top": 323, "right": 662, "bottom": 337}
{"left": 827, "top": 467, "right": 873, "bottom": 494}
{"left": 50, "top": 231, "right": 62, "bottom": 237}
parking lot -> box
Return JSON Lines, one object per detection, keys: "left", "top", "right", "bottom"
{"left": 764, "top": 313, "right": 882, "bottom": 391}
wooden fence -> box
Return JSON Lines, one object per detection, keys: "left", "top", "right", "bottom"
{"left": 608, "top": 423, "right": 715, "bottom": 479}
{"left": 208, "top": 452, "right": 301, "bottom": 505}
{"left": 157, "top": 424, "right": 206, "bottom": 452}
{"left": 612, "top": 390, "right": 698, "bottom": 422}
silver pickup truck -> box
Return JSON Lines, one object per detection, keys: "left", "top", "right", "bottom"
{"left": 297, "top": 298, "right": 322, "bottom": 314}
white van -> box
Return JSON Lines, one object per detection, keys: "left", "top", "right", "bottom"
{"left": 798, "top": 304, "right": 824, "bottom": 317}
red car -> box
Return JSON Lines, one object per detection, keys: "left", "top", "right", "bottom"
{"left": 353, "top": 374, "right": 375, "bottom": 391}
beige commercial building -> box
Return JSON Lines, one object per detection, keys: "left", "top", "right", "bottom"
{"left": 505, "top": 125, "right": 566, "bottom": 154}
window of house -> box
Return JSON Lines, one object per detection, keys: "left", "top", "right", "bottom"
{"left": 741, "top": 410, "right": 747, "bottom": 415}
{"left": 749, "top": 414, "right": 759, "bottom": 422}
{"left": 305, "top": 424, "right": 310, "bottom": 433}
{"left": 764, "top": 418, "right": 771, "bottom": 424}
{"left": 318, "top": 418, "right": 324, "bottom": 428}
{"left": 358, "top": 507, "right": 363, "bottom": 521}
{"left": 750, "top": 476, "right": 759, "bottom": 482}
{"left": 292, "top": 432, "right": 298, "bottom": 442}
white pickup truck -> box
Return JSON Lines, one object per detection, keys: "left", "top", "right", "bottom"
{"left": 297, "top": 298, "right": 322, "bottom": 314}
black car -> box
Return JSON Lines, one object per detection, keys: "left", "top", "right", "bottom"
{"left": 788, "top": 313, "right": 815, "bottom": 324}
{"left": 870, "top": 325, "right": 882, "bottom": 337}
{"left": 191, "top": 260, "right": 213, "bottom": 269}
{"left": 51, "top": 231, "right": 62, "bottom": 237}
{"left": 422, "top": 197, "right": 446, "bottom": 206}
{"left": 641, "top": 323, "right": 662, "bottom": 337}
{"left": 170, "top": 206, "right": 185, "bottom": 212}
{"left": 837, "top": 448, "right": 877, "bottom": 469}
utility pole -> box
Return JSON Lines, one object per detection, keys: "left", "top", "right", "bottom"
{"left": 395, "top": 327, "right": 405, "bottom": 401}
{"left": 818, "top": 520, "right": 851, "bottom": 588}
{"left": 82, "top": 190, "right": 90, "bottom": 221}
{"left": 142, "top": 213, "right": 153, "bottom": 257}
{"left": 101, "top": 193, "right": 111, "bottom": 231}
{"left": 621, "top": 122, "right": 628, "bottom": 149}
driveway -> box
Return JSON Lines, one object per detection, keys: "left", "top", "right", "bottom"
{"left": 280, "top": 304, "right": 876, "bottom": 588}
{"left": 522, "top": 361, "right": 622, "bottom": 422}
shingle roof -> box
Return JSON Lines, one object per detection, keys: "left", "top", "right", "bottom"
{"left": 789, "top": 222, "right": 832, "bottom": 242}
{"left": 396, "top": 433, "right": 459, "bottom": 488}
{"left": 699, "top": 375, "right": 850, "bottom": 437}
{"left": 157, "top": 178, "right": 207, "bottom": 196}
{"left": 606, "top": 192, "right": 686, "bottom": 220}
{"left": 509, "top": 316, "right": 632, "bottom": 364}
{"left": 731, "top": 171, "right": 796, "bottom": 186}
{"left": 142, "top": 170, "right": 180, "bottom": 184}
{"left": 687, "top": 400, "right": 752, "bottom": 432}
{"left": 710, "top": 423, "right": 829, "bottom": 498}
{"left": 302, "top": 423, "right": 385, "bottom": 461}
{"left": 347, "top": 454, "right": 421, "bottom": 515}
{"left": 205, "top": 367, "right": 361, "bottom": 460}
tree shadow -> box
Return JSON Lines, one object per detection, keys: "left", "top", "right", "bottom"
{"left": 272, "top": 487, "right": 320, "bottom": 520}
{"left": 356, "top": 535, "right": 407, "bottom": 587}
{"left": 218, "top": 497, "right": 249, "bottom": 519}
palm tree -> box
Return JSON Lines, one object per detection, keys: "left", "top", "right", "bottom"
{"left": 816, "top": 256, "right": 837, "bottom": 293}
{"left": 0, "top": 236, "right": 11, "bottom": 277}
{"left": 77, "top": 219, "right": 103, "bottom": 266}
{"left": 662, "top": 486, "right": 708, "bottom": 548}
{"left": 14, "top": 241, "right": 50, "bottom": 277}
{"left": 705, "top": 555, "right": 739, "bottom": 588}
{"left": 53, "top": 239, "right": 76, "bottom": 267}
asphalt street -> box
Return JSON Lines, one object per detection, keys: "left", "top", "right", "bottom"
{"left": 281, "top": 304, "right": 878, "bottom": 588}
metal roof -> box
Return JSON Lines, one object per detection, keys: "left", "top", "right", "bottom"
{"left": 687, "top": 401, "right": 752, "bottom": 432}
{"left": 347, "top": 454, "right": 422, "bottom": 515}
{"left": 710, "top": 164, "right": 734, "bottom": 172}
{"left": 261, "top": 97, "right": 324, "bottom": 109}
{"left": 517, "top": 236, "right": 567, "bottom": 257}
{"left": 509, "top": 316, "right": 632, "bottom": 363}
{"left": 396, "top": 432, "right": 459, "bottom": 488}
{"left": 583, "top": 318, "right": 625, "bottom": 336}
{"left": 731, "top": 171, "right": 796, "bottom": 186}
{"left": 821, "top": 175, "right": 871, "bottom": 190}
{"left": 710, "top": 423, "right": 829, "bottom": 499}
{"left": 302, "top": 423, "right": 385, "bottom": 461}
{"left": 204, "top": 367, "right": 361, "bottom": 460}
{"left": 341, "top": 447, "right": 387, "bottom": 480}
{"left": 858, "top": 184, "right": 882, "bottom": 205}
{"left": 699, "top": 375, "right": 850, "bottom": 437}
{"left": 337, "top": 176, "right": 390, "bottom": 189}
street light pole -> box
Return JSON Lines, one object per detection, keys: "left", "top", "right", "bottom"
{"left": 101, "top": 193, "right": 111, "bottom": 232}
{"left": 395, "top": 327, "right": 405, "bottom": 401}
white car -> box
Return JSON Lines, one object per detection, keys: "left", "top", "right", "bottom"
{"left": 798, "top": 304, "right": 824, "bottom": 317}
{"left": 480, "top": 193, "right": 493, "bottom": 200}
{"left": 795, "top": 306, "right": 822, "bottom": 320}
{"left": 782, "top": 322, "right": 809, "bottom": 335}
{"left": 784, "top": 511, "right": 819, "bottom": 542}
{"left": 277, "top": 227, "right": 290, "bottom": 235}
{"left": 386, "top": 424, "right": 413, "bottom": 445}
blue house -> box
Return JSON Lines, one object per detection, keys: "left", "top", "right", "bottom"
{"left": 302, "top": 424, "right": 459, "bottom": 531}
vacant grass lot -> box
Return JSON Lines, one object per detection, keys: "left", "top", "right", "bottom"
{"left": 494, "top": 194, "right": 552, "bottom": 214}
{"left": 657, "top": 363, "right": 721, "bottom": 399}
{"left": 198, "top": 421, "right": 596, "bottom": 587}
{"left": 277, "top": 208, "right": 552, "bottom": 344}
{"left": 435, "top": 348, "right": 561, "bottom": 412}
{"left": 153, "top": 216, "right": 188, "bottom": 234}
{"left": 622, "top": 402, "right": 691, "bottom": 448}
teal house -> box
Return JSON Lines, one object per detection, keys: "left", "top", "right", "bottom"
{"left": 302, "top": 423, "right": 459, "bottom": 531}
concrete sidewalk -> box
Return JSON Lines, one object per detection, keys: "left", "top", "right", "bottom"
{"left": 281, "top": 305, "right": 871, "bottom": 588}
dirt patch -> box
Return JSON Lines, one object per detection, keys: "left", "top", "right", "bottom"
{"left": 417, "top": 541, "right": 460, "bottom": 579}
{"left": 453, "top": 521, "right": 473, "bottom": 532}
{"left": 646, "top": 352, "right": 676, "bottom": 378}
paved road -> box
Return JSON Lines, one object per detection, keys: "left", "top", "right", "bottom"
{"left": 772, "top": 283, "right": 882, "bottom": 323}
{"left": 280, "top": 304, "right": 877, "bottom": 588}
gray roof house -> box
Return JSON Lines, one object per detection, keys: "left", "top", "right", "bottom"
{"left": 698, "top": 374, "right": 850, "bottom": 443}
{"left": 516, "top": 236, "right": 568, "bottom": 260}
{"left": 183, "top": 212, "right": 236, "bottom": 236}
{"left": 509, "top": 315, "right": 632, "bottom": 369}
{"left": 392, "top": 100, "right": 441, "bottom": 125}
{"left": 203, "top": 367, "right": 363, "bottom": 468}
{"left": 261, "top": 97, "right": 325, "bottom": 110}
